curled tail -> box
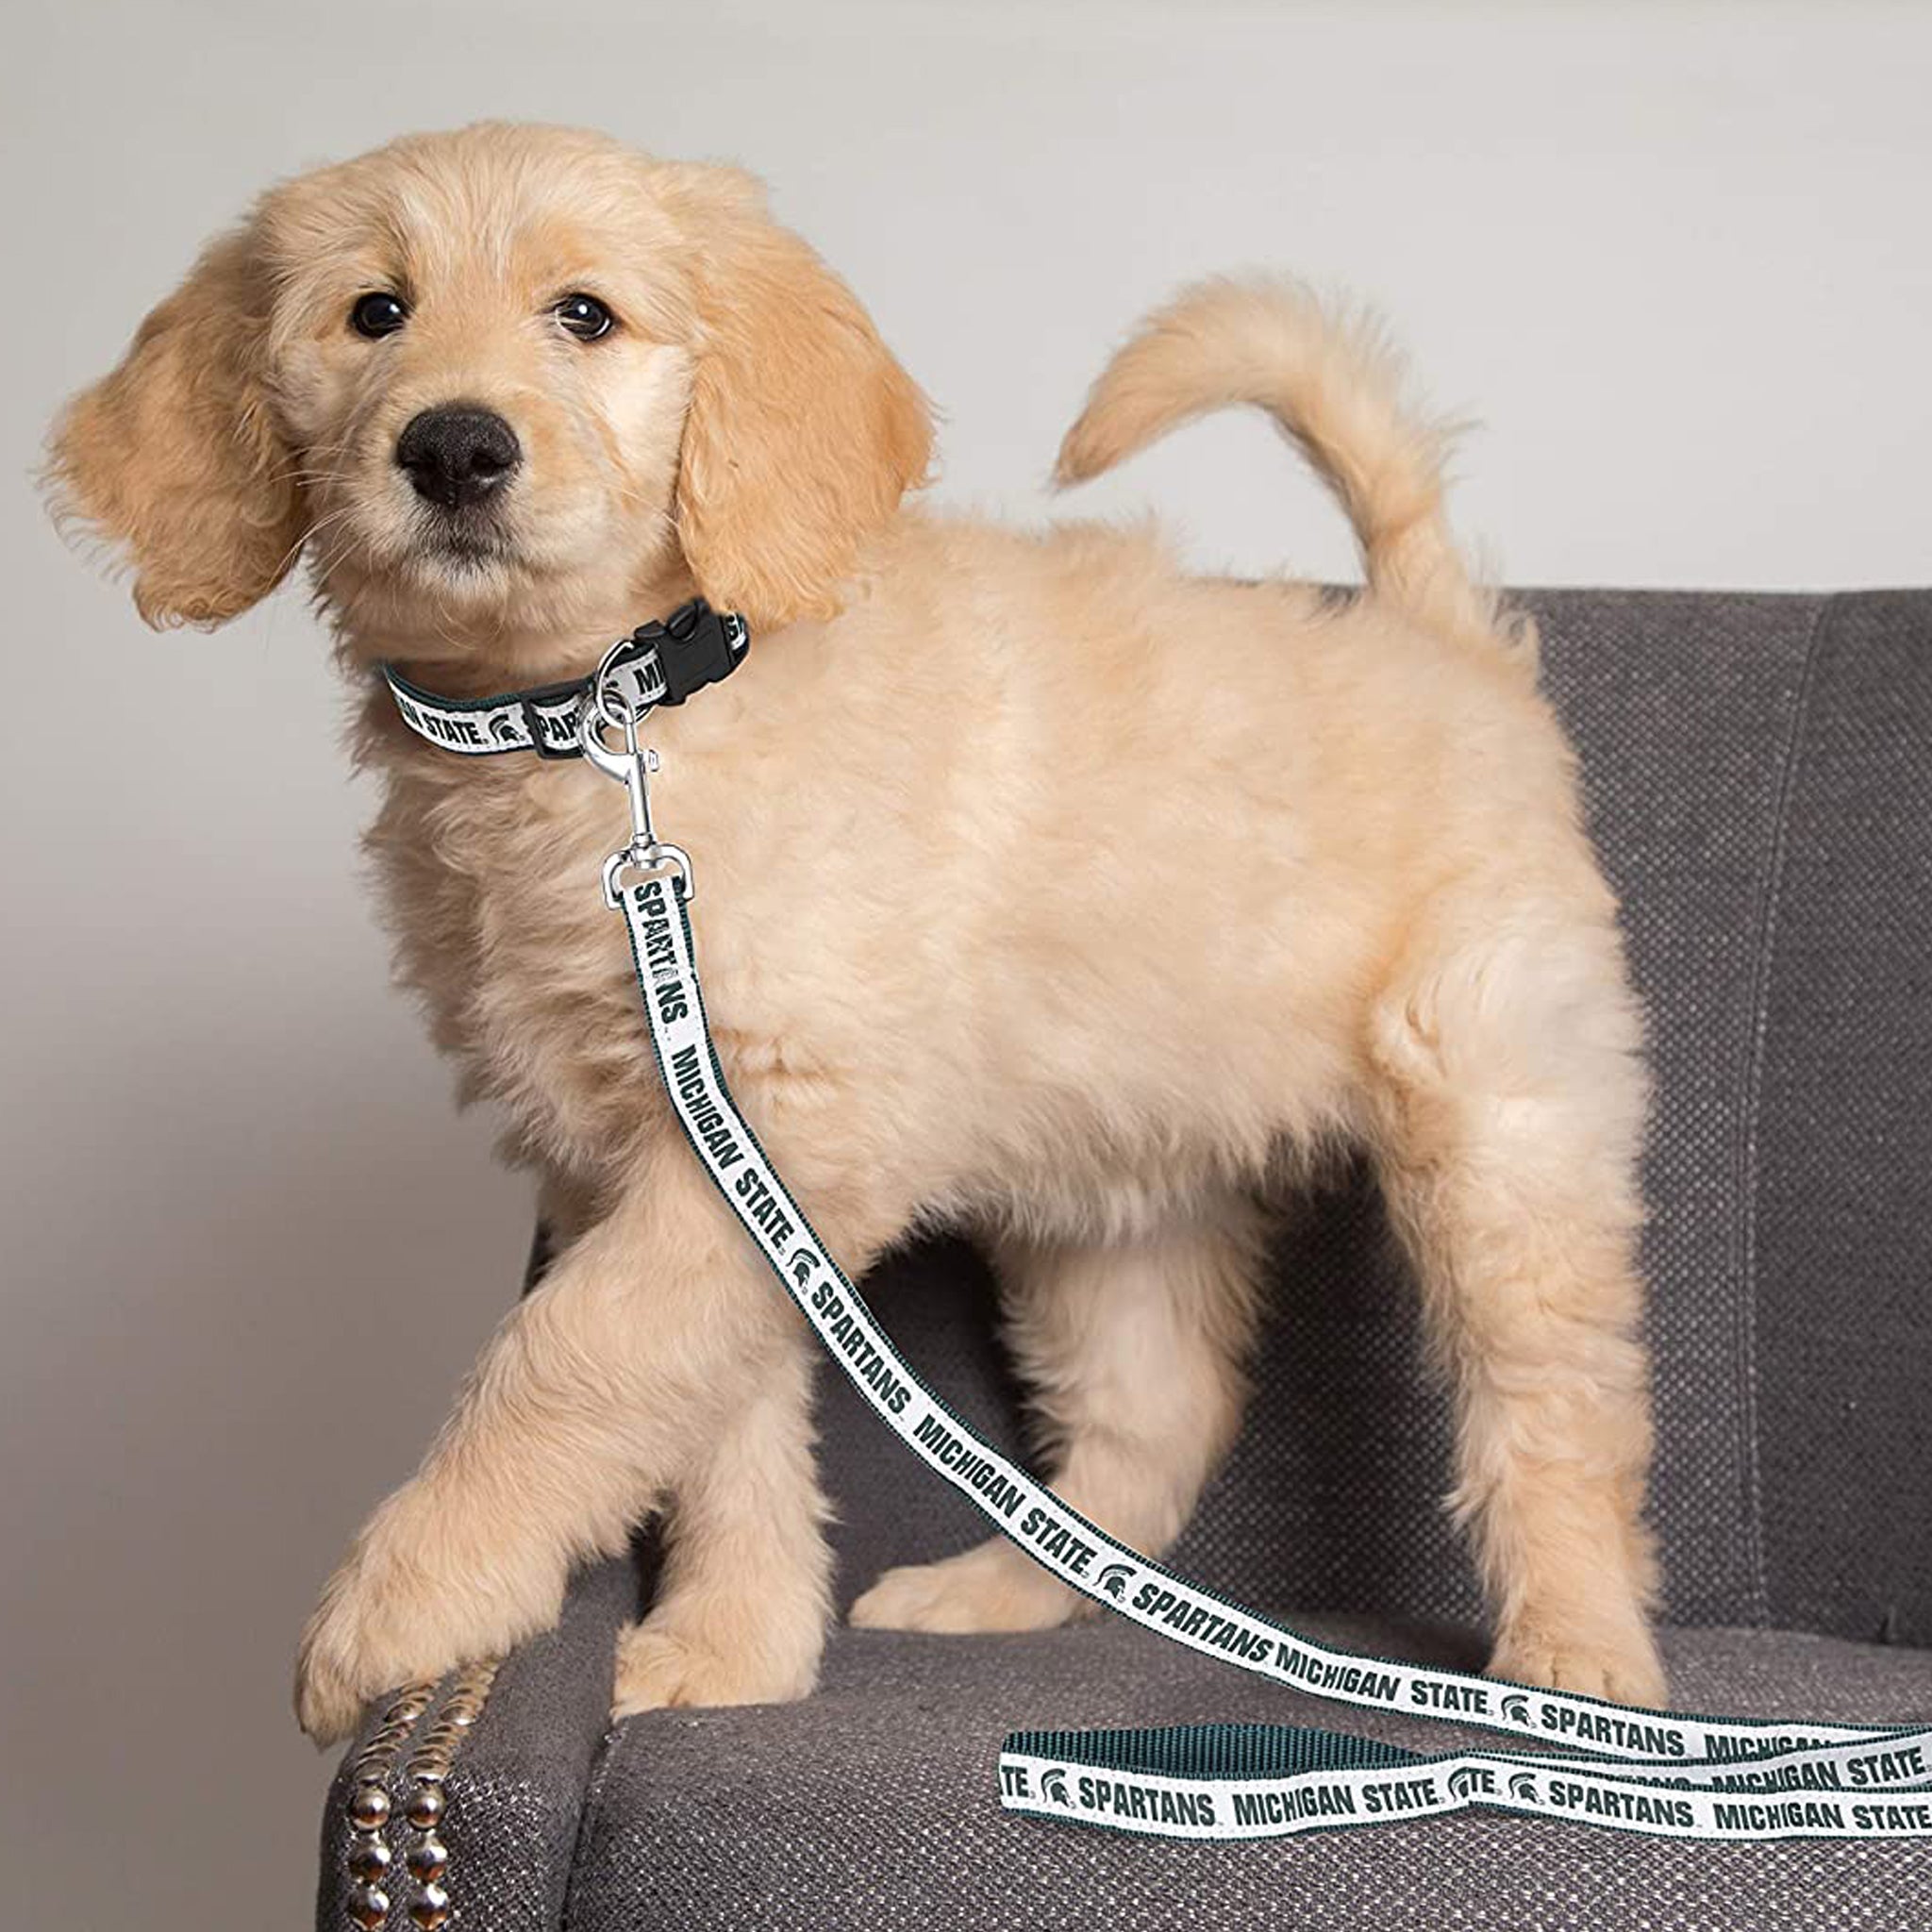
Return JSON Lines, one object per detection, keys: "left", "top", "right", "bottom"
{"left": 1055, "top": 275, "right": 1533, "bottom": 666}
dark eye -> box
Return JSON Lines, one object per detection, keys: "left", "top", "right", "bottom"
{"left": 351, "top": 291, "right": 409, "bottom": 339}
{"left": 554, "top": 293, "right": 616, "bottom": 341}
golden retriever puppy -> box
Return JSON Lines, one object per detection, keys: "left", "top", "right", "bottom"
{"left": 47, "top": 122, "right": 1664, "bottom": 1743}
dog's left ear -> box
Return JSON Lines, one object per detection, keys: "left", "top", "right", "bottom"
{"left": 43, "top": 216, "right": 306, "bottom": 629}
{"left": 659, "top": 167, "right": 933, "bottom": 631}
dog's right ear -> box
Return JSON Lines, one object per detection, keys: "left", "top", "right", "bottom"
{"left": 44, "top": 218, "right": 306, "bottom": 629}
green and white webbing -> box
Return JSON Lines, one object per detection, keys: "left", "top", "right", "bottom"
{"left": 617, "top": 873, "right": 1932, "bottom": 1843}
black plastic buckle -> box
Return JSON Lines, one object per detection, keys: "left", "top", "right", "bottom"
{"left": 635, "top": 600, "right": 751, "bottom": 707}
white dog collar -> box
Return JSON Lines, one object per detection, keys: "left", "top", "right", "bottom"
{"left": 379, "top": 600, "right": 748, "bottom": 758}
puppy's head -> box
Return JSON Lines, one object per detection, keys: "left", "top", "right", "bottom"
{"left": 46, "top": 123, "right": 932, "bottom": 656}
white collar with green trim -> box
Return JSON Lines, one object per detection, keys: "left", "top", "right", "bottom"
{"left": 380, "top": 599, "right": 749, "bottom": 758}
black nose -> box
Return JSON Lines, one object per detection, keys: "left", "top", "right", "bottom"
{"left": 394, "top": 405, "right": 522, "bottom": 509}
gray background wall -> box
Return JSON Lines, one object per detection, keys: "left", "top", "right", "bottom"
{"left": 3, "top": 3, "right": 1927, "bottom": 1925}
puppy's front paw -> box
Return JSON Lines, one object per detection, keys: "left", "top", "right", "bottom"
{"left": 1489, "top": 1618, "right": 1668, "bottom": 1711}
{"left": 294, "top": 1552, "right": 449, "bottom": 1747}
{"left": 294, "top": 1616, "right": 390, "bottom": 1748}
{"left": 611, "top": 1612, "right": 821, "bottom": 1720}
{"left": 293, "top": 1483, "right": 562, "bottom": 1745}
{"left": 851, "top": 1538, "right": 1087, "bottom": 1635}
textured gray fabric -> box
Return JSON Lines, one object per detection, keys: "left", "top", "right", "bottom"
{"left": 1533, "top": 591, "right": 1828, "bottom": 1629}
{"left": 1753, "top": 592, "right": 1932, "bottom": 1645}
{"left": 318, "top": 590, "right": 1932, "bottom": 1928}
{"left": 566, "top": 1619, "right": 1932, "bottom": 1931}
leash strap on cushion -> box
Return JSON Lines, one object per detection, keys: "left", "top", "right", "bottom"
{"left": 612, "top": 869, "right": 1932, "bottom": 1844}
{"left": 380, "top": 600, "right": 748, "bottom": 758}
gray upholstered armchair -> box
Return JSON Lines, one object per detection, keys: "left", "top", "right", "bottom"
{"left": 319, "top": 590, "right": 1932, "bottom": 1930}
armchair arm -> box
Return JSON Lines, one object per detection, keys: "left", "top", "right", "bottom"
{"left": 315, "top": 1555, "right": 636, "bottom": 1932}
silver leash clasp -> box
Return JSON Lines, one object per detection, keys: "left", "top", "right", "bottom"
{"left": 578, "top": 640, "right": 693, "bottom": 906}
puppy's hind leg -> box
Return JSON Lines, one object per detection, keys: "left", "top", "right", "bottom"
{"left": 1366, "top": 889, "right": 1666, "bottom": 1708}
{"left": 851, "top": 1195, "right": 1266, "bottom": 1633}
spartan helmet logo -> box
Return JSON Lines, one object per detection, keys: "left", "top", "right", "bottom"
{"left": 1447, "top": 1766, "right": 1484, "bottom": 1800}
{"left": 789, "top": 1247, "right": 819, "bottom": 1289}
{"left": 1501, "top": 1694, "right": 1534, "bottom": 1727}
{"left": 1098, "top": 1562, "right": 1135, "bottom": 1600}
{"left": 1041, "top": 1768, "right": 1072, "bottom": 1807}
{"left": 1508, "top": 1773, "right": 1539, "bottom": 1803}
{"left": 491, "top": 713, "right": 520, "bottom": 742}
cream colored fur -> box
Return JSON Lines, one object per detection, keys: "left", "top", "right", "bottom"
{"left": 46, "top": 122, "right": 1665, "bottom": 1745}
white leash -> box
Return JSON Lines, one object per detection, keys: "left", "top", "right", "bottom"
{"left": 391, "top": 614, "right": 1932, "bottom": 1842}
{"left": 607, "top": 866, "right": 1932, "bottom": 1844}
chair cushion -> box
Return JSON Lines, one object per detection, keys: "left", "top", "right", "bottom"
{"left": 563, "top": 1618, "right": 1931, "bottom": 1930}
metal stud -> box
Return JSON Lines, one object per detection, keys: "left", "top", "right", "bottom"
{"left": 408, "top": 1884, "right": 450, "bottom": 1930}
{"left": 349, "top": 1784, "right": 391, "bottom": 1832}
{"left": 348, "top": 1839, "right": 391, "bottom": 1882}
{"left": 347, "top": 1883, "right": 390, "bottom": 1929}
{"left": 404, "top": 1783, "right": 444, "bottom": 1831}
{"left": 342, "top": 1657, "right": 502, "bottom": 1930}
{"left": 406, "top": 1836, "right": 448, "bottom": 1883}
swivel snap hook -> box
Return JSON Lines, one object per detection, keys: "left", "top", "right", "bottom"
{"left": 577, "top": 652, "right": 694, "bottom": 905}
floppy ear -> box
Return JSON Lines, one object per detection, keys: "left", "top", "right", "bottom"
{"left": 663, "top": 171, "right": 933, "bottom": 630}
{"left": 44, "top": 219, "right": 305, "bottom": 629}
